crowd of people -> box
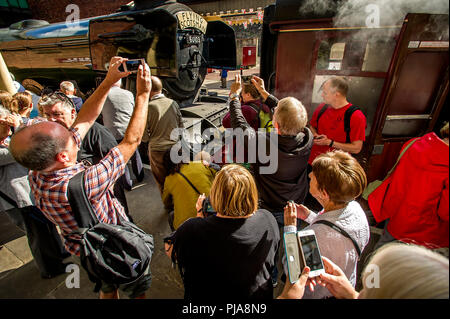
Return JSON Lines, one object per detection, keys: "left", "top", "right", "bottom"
{"left": 0, "top": 56, "right": 448, "bottom": 300}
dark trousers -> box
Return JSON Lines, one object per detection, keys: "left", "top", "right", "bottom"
{"left": 6, "top": 206, "right": 68, "bottom": 276}
{"left": 149, "top": 148, "right": 170, "bottom": 195}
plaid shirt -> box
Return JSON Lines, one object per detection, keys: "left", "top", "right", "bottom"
{"left": 29, "top": 128, "right": 128, "bottom": 255}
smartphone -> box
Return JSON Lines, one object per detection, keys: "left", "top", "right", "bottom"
{"left": 297, "top": 229, "right": 325, "bottom": 278}
{"left": 122, "top": 59, "right": 145, "bottom": 73}
{"left": 241, "top": 75, "right": 252, "bottom": 83}
{"left": 284, "top": 232, "right": 302, "bottom": 283}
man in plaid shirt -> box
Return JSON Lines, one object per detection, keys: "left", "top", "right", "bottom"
{"left": 9, "top": 56, "right": 152, "bottom": 299}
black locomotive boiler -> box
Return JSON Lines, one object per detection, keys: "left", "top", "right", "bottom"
{"left": 0, "top": 0, "right": 236, "bottom": 107}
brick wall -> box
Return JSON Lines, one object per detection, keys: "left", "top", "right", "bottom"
{"left": 27, "top": 0, "right": 130, "bottom": 23}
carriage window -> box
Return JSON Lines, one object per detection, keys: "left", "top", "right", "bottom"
{"left": 362, "top": 39, "right": 396, "bottom": 72}
{"left": 317, "top": 41, "right": 345, "bottom": 70}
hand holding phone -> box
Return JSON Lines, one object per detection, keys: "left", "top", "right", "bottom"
{"left": 284, "top": 229, "right": 325, "bottom": 284}
{"left": 284, "top": 232, "right": 302, "bottom": 283}
{"left": 298, "top": 229, "right": 325, "bottom": 278}
{"left": 121, "top": 58, "right": 145, "bottom": 73}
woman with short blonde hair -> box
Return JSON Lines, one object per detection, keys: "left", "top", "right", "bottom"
{"left": 283, "top": 150, "right": 370, "bottom": 299}
{"left": 312, "top": 150, "right": 367, "bottom": 204}
{"left": 166, "top": 164, "right": 280, "bottom": 299}
{"left": 210, "top": 164, "right": 258, "bottom": 217}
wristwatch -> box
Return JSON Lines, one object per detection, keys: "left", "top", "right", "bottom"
{"left": 229, "top": 93, "right": 239, "bottom": 100}
{"left": 329, "top": 140, "right": 334, "bottom": 147}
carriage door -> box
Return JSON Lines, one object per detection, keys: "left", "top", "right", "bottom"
{"left": 367, "top": 13, "right": 449, "bottom": 181}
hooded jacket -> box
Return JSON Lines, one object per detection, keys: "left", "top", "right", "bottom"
{"left": 369, "top": 132, "right": 449, "bottom": 248}
{"left": 229, "top": 95, "right": 313, "bottom": 212}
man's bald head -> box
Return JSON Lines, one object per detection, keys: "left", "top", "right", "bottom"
{"left": 273, "top": 97, "right": 308, "bottom": 136}
{"left": 10, "top": 121, "right": 70, "bottom": 171}
{"left": 150, "top": 76, "right": 163, "bottom": 95}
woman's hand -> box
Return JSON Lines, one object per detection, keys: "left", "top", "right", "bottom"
{"left": 316, "top": 256, "right": 359, "bottom": 299}
{"left": 196, "top": 194, "right": 206, "bottom": 218}
{"left": 277, "top": 266, "right": 310, "bottom": 299}
{"left": 295, "top": 203, "right": 311, "bottom": 220}
{"left": 284, "top": 201, "right": 298, "bottom": 227}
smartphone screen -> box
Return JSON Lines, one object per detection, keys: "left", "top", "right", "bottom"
{"left": 299, "top": 234, "right": 324, "bottom": 272}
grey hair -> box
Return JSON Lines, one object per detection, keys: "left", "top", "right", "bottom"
{"left": 361, "top": 243, "right": 449, "bottom": 299}
{"left": 274, "top": 97, "right": 308, "bottom": 136}
{"left": 60, "top": 81, "right": 75, "bottom": 93}
{"left": 38, "top": 94, "right": 74, "bottom": 112}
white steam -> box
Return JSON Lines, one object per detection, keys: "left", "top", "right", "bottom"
{"left": 298, "top": 0, "right": 449, "bottom": 27}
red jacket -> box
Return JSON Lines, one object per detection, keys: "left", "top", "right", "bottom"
{"left": 369, "top": 133, "right": 449, "bottom": 248}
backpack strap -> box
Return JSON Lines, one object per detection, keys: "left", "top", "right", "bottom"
{"left": 177, "top": 172, "right": 201, "bottom": 195}
{"left": 0, "top": 190, "right": 18, "bottom": 208}
{"left": 247, "top": 102, "right": 262, "bottom": 128}
{"left": 315, "top": 104, "right": 329, "bottom": 134}
{"left": 313, "top": 220, "right": 362, "bottom": 257}
{"left": 67, "top": 171, "right": 99, "bottom": 229}
{"left": 344, "top": 105, "right": 361, "bottom": 143}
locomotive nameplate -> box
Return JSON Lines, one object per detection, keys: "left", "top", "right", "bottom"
{"left": 176, "top": 11, "right": 207, "bottom": 34}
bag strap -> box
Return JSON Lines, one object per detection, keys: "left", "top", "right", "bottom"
{"left": 343, "top": 105, "right": 361, "bottom": 143}
{"left": 313, "top": 220, "right": 362, "bottom": 257}
{"left": 177, "top": 172, "right": 201, "bottom": 195}
{"left": 0, "top": 190, "right": 18, "bottom": 208}
{"left": 67, "top": 171, "right": 99, "bottom": 229}
{"left": 247, "top": 102, "right": 262, "bottom": 128}
{"left": 316, "top": 104, "right": 329, "bottom": 133}
{"left": 383, "top": 138, "right": 419, "bottom": 181}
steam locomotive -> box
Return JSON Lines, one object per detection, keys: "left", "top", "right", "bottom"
{"left": 0, "top": 0, "right": 236, "bottom": 107}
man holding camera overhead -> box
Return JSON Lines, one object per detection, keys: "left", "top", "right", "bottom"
{"left": 9, "top": 57, "right": 152, "bottom": 299}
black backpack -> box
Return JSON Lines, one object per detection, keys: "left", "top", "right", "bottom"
{"left": 67, "top": 171, "right": 154, "bottom": 292}
{"left": 316, "top": 104, "right": 362, "bottom": 143}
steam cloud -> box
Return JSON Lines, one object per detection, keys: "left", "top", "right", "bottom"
{"left": 298, "top": 0, "right": 449, "bottom": 27}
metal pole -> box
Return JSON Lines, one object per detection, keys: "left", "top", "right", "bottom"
{"left": 0, "top": 52, "right": 17, "bottom": 94}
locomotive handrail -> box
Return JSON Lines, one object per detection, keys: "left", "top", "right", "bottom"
{"left": 276, "top": 25, "right": 402, "bottom": 33}
{"left": 385, "top": 115, "right": 432, "bottom": 121}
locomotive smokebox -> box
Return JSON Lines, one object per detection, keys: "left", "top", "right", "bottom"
{"left": 0, "top": 1, "right": 236, "bottom": 107}
{"left": 89, "top": 1, "right": 236, "bottom": 106}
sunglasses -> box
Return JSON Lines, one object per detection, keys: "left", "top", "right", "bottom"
{"left": 48, "top": 91, "right": 76, "bottom": 110}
